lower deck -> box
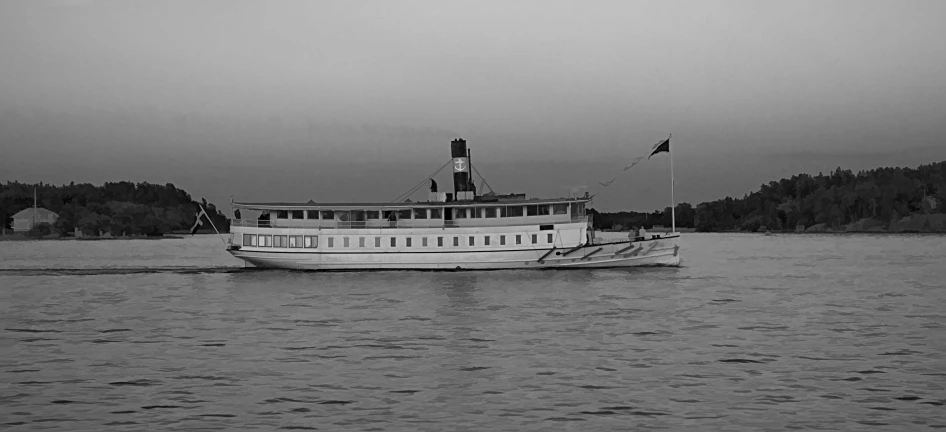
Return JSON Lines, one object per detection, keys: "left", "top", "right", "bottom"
{"left": 226, "top": 223, "right": 681, "bottom": 270}
{"left": 230, "top": 222, "right": 589, "bottom": 253}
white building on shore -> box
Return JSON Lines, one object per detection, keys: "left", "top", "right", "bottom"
{"left": 11, "top": 208, "right": 59, "bottom": 232}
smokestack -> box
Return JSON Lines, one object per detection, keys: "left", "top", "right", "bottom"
{"left": 451, "top": 138, "right": 473, "bottom": 200}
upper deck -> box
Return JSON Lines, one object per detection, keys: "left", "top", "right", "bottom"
{"left": 231, "top": 138, "right": 594, "bottom": 230}
{"left": 231, "top": 197, "right": 591, "bottom": 230}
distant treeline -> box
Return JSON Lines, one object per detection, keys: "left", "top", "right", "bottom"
{"left": 0, "top": 181, "right": 229, "bottom": 237}
{"left": 591, "top": 160, "right": 946, "bottom": 233}
{"left": 588, "top": 203, "right": 694, "bottom": 232}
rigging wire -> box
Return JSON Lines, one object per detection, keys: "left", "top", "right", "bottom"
{"left": 471, "top": 165, "right": 496, "bottom": 194}
{"left": 390, "top": 158, "right": 453, "bottom": 203}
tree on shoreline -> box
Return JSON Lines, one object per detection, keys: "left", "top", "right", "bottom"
{"left": 691, "top": 162, "right": 945, "bottom": 232}
{"left": 591, "top": 160, "right": 945, "bottom": 232}
{"left": 0, "top": 181, "right": 229, "bottom": 236}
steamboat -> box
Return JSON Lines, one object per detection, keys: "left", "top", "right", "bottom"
{"left": 226, "top": 139, "right": 681, "bottom": 270}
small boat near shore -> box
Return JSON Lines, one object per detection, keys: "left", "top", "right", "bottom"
{"left": 225, "top": 139, "right": 681, "bottom": 270}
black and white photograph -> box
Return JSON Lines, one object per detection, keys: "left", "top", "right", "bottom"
{"left": 1, "top": 0, "right": 944, "bottom": 430}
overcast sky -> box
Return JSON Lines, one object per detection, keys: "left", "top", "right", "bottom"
{"left": 2, "top": 0, "right": 944, "bottom": 211}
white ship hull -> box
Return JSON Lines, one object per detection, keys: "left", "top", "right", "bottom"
{"left": 228, "top": 231, "right": 681, "bottom": 271}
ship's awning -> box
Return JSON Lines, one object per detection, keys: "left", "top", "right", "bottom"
{"left": 232, "top": 197, "right": 590, "bottom": 210}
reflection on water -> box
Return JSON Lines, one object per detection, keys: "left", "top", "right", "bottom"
{"left": 1, "top": 234, "right": 945, "bottom": 431}
{"left": 437, "top": 273, "right": 482, "bottom": 312}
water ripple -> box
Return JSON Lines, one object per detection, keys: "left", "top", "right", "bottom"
{"left": 1, "top": 234, "right": 944, "bottom": 430}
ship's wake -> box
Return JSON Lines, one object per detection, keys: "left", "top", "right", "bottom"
{"left": 0, "top": 266, "right": 245, "bottom": 276}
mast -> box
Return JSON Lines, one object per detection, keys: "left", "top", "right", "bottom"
{"left": 669, "top": 134, "right": 676, "bottom": 233}
{"left": 199, "top": 203, "right": 229, "bottom": 247}
{"left": 467, "top": 148, "right": 475, "bottom": 195}
{"left": 33, "top": 187, "right": 37, "bottom": 229}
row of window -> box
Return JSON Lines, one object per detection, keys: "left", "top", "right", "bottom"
{"left": 240, "top": 233, "right": 557, "bottom": 248}
{"left": 269, "top": 203, "right": 585, "bottom": 221}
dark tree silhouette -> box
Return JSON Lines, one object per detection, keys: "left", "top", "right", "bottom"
{"left": 0, "top": 181, "right": 230, "bottom": 236}
{"left": 691, "top": 161, "right": 945, "bottom": 232}
{"left": 590, "top": 160, "right": 945, "bottom": 232}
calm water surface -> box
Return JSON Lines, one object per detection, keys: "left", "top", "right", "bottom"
{"left": 1, "top": 234, "right": 944, "bottom": 431}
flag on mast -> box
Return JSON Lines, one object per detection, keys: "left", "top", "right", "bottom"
{"left": 647, "top": 134, "right": 675, "bottom": 232}
{"left": 190, "top": 207, "right": 209, "bottom": 234}
{"left": 649, "top": 137, "right": 671, "bottom": 159}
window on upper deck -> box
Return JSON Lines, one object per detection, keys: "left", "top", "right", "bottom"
{"left": 413, "top": 208, "right": 427, "bottom": 219}
{"left": 367, "top": 210, "right": 380, "bottom": 219}
{"left": 526, "top": 205, "right": 539, "bottom": 216}
{"left": 455, "top": 208, "right": 467, "bottom": 219}
{"left": 507, "top": 206, "right": 523, "bottom": 217}
{"left": 352, "top": 210, "right": 366, "bottom": 222}
{"left": 321, "top": 210, "right": 334, "bottom": 220}
{"left": 552, "top": 204, "right": 567, "bottom": 215}
{"left": 538, "top": 205, "right": 551, "bottom": 216}
{"left": 290, "top": 210, "right": 304, "bottom": 219}
{"left": 570, "top": 203, "right": 585, "bottom": 216}
{"left": 430, "top": 208, "right": 442, "bottom": 219}
{"left": 335, "top": 211, "right": 350, "bottom": 222}
{"left": 306, "top": 210, "right": 319, "bottom": 220}
{"left": 470, "top": 208, "right": 481, "bottom": 218}
{"left": 397, "top": 209, "right": 412, "bottom": 220}
{"left": 276, "top": 210, "right": 289, "bottom": 219}
{"left": 484, "top": 207, "right": 497, "bottom": 218}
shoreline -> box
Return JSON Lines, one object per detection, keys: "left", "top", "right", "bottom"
{"left": 0, "top": 233, "right": 226, "bottom": 241}
{"left": 0, "top": 237, "right": 182, "bottom": 241}
{"left": 603, "top": 230, "right": 946, "bottom": 235}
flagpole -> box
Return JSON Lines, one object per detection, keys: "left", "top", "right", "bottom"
{"left": 669, "top": 134, "right": 675, "bottom": 233}
{"left": 199, "top": 204, "right": 229, "bottom": 247}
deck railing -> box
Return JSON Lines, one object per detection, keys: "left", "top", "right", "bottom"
{"left": 230, "top": 215, "right": 590, "bottom": 230}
